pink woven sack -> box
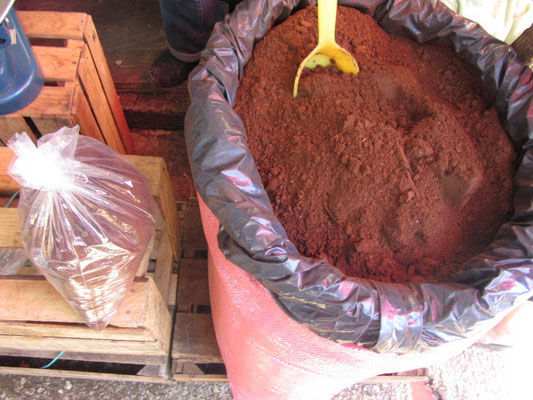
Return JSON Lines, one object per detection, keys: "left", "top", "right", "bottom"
{"left": 200, "top": 198, "right": 477, "bottom": 400}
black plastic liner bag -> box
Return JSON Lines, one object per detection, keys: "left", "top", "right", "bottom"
{"left": 186, "top": 0, "right": 533, "bottom": 354}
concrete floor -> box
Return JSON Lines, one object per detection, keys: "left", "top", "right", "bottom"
{"left": 0, "top": 344, "right": 525, "bottom": 400}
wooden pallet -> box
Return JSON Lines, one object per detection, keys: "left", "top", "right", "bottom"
{"left": 0, "top": 11, "right": 132, "bottom": 153}
{"left": 171, "top": 199, "right": 429, "bottom": 384}
{"left": 0, "top": 151, "right": 180, "bottom": 380}
{"left": 171, "top": 199, "right": 225, "bottom": 381}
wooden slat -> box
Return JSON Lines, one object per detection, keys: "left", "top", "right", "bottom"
{"left": 17, "top": 266, "right": 41, "bottom": 276}
{"left": 24, "top": 77, "right": 76, "bottom": 136}
{"left": 144, "top": 278, "right": 172, "bottom": 357}
{"left": 0, "top": 116, "right": 37, "bottom": 145}
{"left": 34, "top": 44, "right": 83, "bottom": 82}
{"left": 154, "top": 231, "right": 173, "bottom": 302}
{"left": 0, "top": 335, "right": 165, "bottom": 357}
{"left": 0, "top": 277, "right": 170, "bottom": 357}
{"left": 18, "top": 86, "right": 74, "bottom": 118}
{"left": 83, "top": 15, "right": 133, "bottom": 153}
{"left": 32, "top": 117, "right": 76, "bottom": 137}
{"left": 0, "top": 148, "right": 170, "bottom": 196}
{"left": 71, "top": 84, "right": 106, "bottom": 142}
{"left": 0, "top": 162, "right": 19, "bottom": 193}
{"left": 149, "top": 230, "right": 162, "bottom": 260}
{"left": 158, "top": 162, "right": 181, "bottom": 260}
{"left": 126, "top": 156, "right": 162, "bottom": 197}
{"left": 168, "top": 273, "right": 178, "bottom": 308}
{"left": 19, "top": 11, "right": 86, "bottom": 40}
{"left": 0, "top": 367, "right": 172, "bottom": 385}
{"left": 127, "top": 156, "right": 181, "bottom": 260}
{"left": 173, "top": 372, "right": 228, "bottom": 382}
{"left": 0, "top": 348, "right": 166, "bottom": 366}
{"left": 172, "top": 313, "right": 222, "bottom": 363}
{"left": 137, "top": 364, "right": 167, "bottom": 378}
{"left": 136, "top": 235, "right": 155, "bottom": 277}
{"left": 183, "top": 201, "right": 207, "bottom": 252}
{"left": 177, "top": 259, "right": 210, "bottom": 313}
{"left": 0, "top": 322, "right": 154, "bottom": 342}
{"left": 0, "top": 153, "right": 176, "bottom": 256}
{"left": 0, "top": 277, "right": 156, "bottom": 328}
{"left": 0, "top": 208, "right": 21, "bottom": 248}
{"left": 77, "top": 46, "right": 125, "bottom": 153}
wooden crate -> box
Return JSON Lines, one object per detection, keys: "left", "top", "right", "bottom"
{"left": 171, "top": 199, "right": 429, "bottom": 384}
{"left": 0, "top": 150, "right": 180, "bottom": 380}
{"left": 0, "top": 11, "right": 132, "bottom": 154}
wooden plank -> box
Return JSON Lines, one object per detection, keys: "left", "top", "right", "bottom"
{"left": 175, "top": 372, "right": 428, "bottom": 384}
{"left": 0, "top": 149, "right": 168, "bottom": 194}
{"left": 126, "top": 155, "right": 163, "bottom": 196}
{"left": 149, "top": 230, "right": 162, "bottom": 260}
{"left": 77, "top": 46, "right": 125, "bottom": 153}
{"left": 127, "top": 156, "right": 181, "bottom": 259}
{"left": 183, "top": 202, "right": 207, "bottom": 252}
{"left": 168, "top": 273, "right": 178, "bottom": 309}
{"left": 0, "top": 334, "right": 165, "bottom": 357}
{"left": 172, "top": 313, "right": 222, "bottom": 363}
{"left": 158, "top": 162, "right": 181, "bottom": 260}
{"left": 34, "top": 44, "right": 83, "bottom": 82}
{"left": 0, "top": 322, "right": 154, "bottom": 342}
{"left": 83, "top": 15, "right": 133, "bottom": 153}
{"left": 71, "top": 84, "right": 106, "bottom": 142}
{"left": 181, "top": 362, "right": 204, "bottom": 375}
{"left": 136, "top": 235, "right": 155, "bottom": 277}
{"left": 0, "top": 116, "right": 37, "bottom": 145}
{"left": 0, "top": 348, "right": 166, "bottom": 365}
{"left": 0, "top": 277, "right": 157, "bottom": 328}
{"left": 153, "top": 231, "right": 173, "bottom": 302}
{"left": 17, "top": 266, "right": 41, "bottom": 276}
{"left": 0, "top": 367, "right": 172, "bottom": 385}
{"left": 0, "top": 278, "right": 170, "bottom": 357}
{"left": 144, "top": 277, "right": 172, "bottom": 358}
{"left": 0, "top": 208, "right": 21, "bottom": 248}
{"left": 137, "top": 364, "right": 165, "bottom": 378}
{"left": 0, "top": 147, "right": 15, "bottom": 185}
{"left": 31, "top": 116, "right": 76, "bottom": 137}
{"left": 0, "top": 198, "right": 18, "bottom": 209}
{"left": 19, "top": 11, "right": 86, "bottom": 40}
{"left": 19, "top": 86, "right": 74, "bottom": 118}
{"left": 173, "top": 372, "right": 228, "bottom": 382}
{"left": 177, "top": 259, "right": 210, "bottom": 313}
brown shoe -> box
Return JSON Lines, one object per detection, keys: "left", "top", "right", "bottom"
{"left": 147, "top": 50, "right": 197, "bottom": 87}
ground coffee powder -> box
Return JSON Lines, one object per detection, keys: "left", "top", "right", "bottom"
{"left": 235, "top": 6, "right": 516, "bottom": 283}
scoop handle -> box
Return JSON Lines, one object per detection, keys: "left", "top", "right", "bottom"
{"left": 318, "top": 0, "right": 337, "bottom": 47}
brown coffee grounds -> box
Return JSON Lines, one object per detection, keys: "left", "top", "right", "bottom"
{"left": 234, "top": 6, "right": 516, "bottom": 283}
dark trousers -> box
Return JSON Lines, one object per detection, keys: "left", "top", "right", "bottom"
{"left": 160, "top": 0, "right": 225, "bottom": 62}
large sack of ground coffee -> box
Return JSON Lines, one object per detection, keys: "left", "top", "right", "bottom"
{"left": 7, "top": 126, "right": 155, "bottom": 330}
{"left": 186, "top": 0, "right": 533, "bottom": 398}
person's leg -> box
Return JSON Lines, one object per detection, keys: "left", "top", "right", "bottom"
{"left": 148, "top": 0, "right": 225, "bottom": 87}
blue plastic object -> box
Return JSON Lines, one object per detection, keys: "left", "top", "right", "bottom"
{"left": 0, "top": 3, "right": 43, "bottom": 115}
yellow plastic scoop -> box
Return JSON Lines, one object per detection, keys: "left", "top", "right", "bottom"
{"left": 293, "top": 0, "right": 359, "bottom": 97}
